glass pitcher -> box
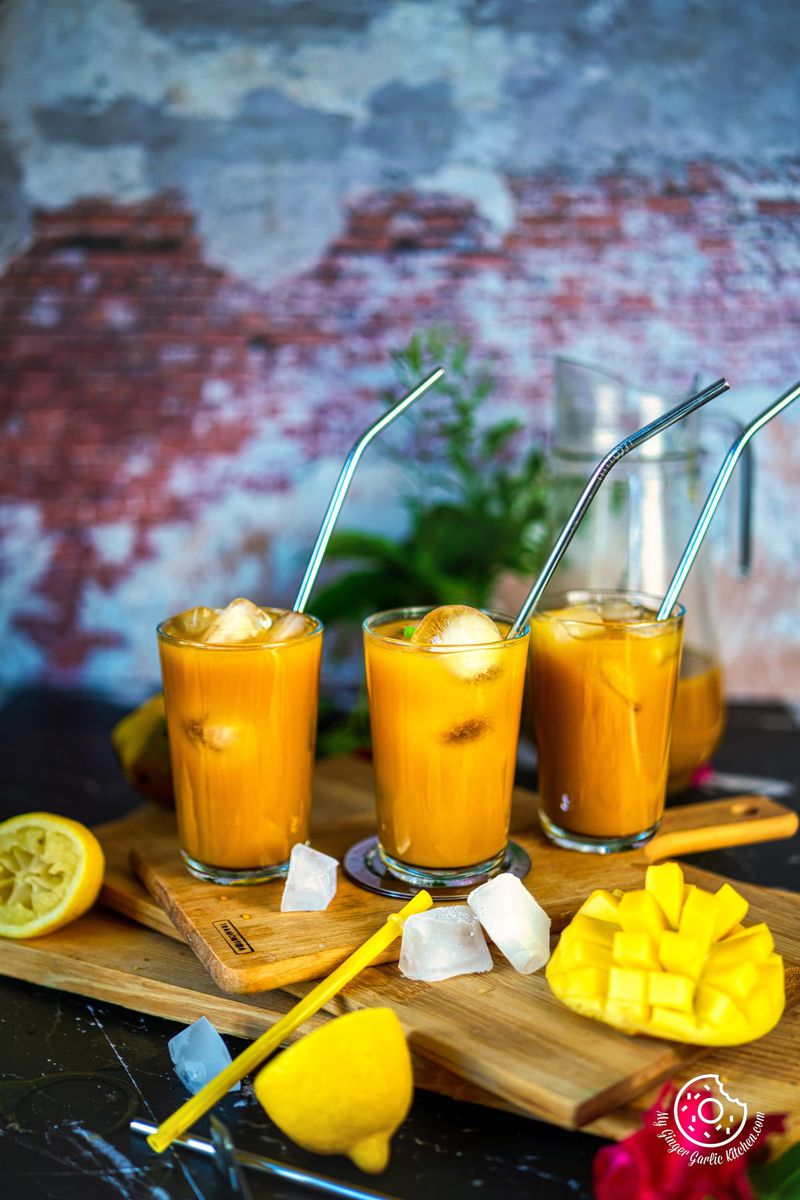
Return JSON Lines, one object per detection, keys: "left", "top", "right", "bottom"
{"left": 542, "top": 358, "right": 752, "bottom": 791}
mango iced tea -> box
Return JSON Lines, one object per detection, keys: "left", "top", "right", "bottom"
{"left": 364, "top": 606, "right": 529, "bottom": 882}
{"left": 668, "top": 648, "right": 724, "bottom": 790}
{"left": 531, "top": 592, "right": 684, "bottom": 851}
{"left": 158, "top": 601, "right": 323, "bottom": 883}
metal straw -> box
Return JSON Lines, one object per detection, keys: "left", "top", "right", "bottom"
{"left": 131, "top": 1119, "right": 399, "bottom": 1200}
{"left": 292, "top": 367, "right": 445, "bottom": 612}
{"left": 507, "top": 376, "right": 730, "bottom": 638}
{"left": 657, "top": 377, "right": 800, "bottom": 620}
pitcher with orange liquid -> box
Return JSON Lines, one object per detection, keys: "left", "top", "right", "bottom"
{"left": 541, "top": 358, "right": 751, "bottom": 790}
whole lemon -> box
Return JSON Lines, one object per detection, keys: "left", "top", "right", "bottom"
{"left": 254, "top": 1007, "right": 412, "bottom": 1173}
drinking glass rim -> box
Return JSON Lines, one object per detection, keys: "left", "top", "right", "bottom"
{"left": 362, "top": 605, "right": 530, "bottom": 650}
{"left": 157, "top": 607, "right": 324, "bottom": 650}
{"left": 532, "top": 589, "right": 685, "bottom": 628}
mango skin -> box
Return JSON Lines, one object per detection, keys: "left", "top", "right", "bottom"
{"left": 547, "top": 864, "right": 785, "bottom": 1046}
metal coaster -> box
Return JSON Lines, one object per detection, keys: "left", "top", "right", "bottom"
{"left": 343, "top": 836, "right": 531, "bottom": 900}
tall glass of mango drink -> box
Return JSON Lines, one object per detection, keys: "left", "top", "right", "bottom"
{"left": 531, "top": 590, "right": 684, "bottom": 853}
{"left": 363, "top": 604, "right": 530, "bottom": 887}
{"left": 158, "top": 599, "right": 323, "bottom": 884}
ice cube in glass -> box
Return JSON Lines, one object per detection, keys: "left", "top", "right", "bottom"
{"left": 399, "top": 905, "right": 493, "bottom": 982}
{"left": 280, "top": 842, "right": 338, "bottom": 912}
{"left": 266, "top": 611, "right": 309, "bottom": 642}
{"left": 411, "top": 604, "right": 503, "bottom": 682}
{"left": 468, "top": 873, "right": 551, "bottom": 974}
{"left": 203, "top": 597, "right": 272, "bottom": 644}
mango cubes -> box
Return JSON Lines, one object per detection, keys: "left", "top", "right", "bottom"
{"left": 546, "top": 863, "right": 784, "bottom": 1045}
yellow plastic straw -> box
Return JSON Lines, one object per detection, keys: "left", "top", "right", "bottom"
{"left": 147, "top": 889, "right": 433, "bottom": 1154}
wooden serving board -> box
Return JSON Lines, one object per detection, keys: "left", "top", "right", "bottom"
{"left": 89, "top": 756, "right": 800, "bottom": 1129}
{"left": 0, "top": 904, "right": 600, "bottom": 1126}
{"left": 123, "top": 756, "right": 798, "bottom": 993}
{"left": 3, "top": 884, "right": 799, "bottom": 1135}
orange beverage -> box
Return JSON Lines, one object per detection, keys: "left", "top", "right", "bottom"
{"left": 531, "top": 591, "right": 684, "bottom": 852}
{"left": 158, "top": 601, "right": 323, "bottom": 884}
{"left": 363, "top": 606, "right": 530, "bottom": 886}
{"left": 668, "top": 648, "right": 724, "bottom": 791}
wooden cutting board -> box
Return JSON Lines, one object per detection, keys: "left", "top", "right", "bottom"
{"left": 3, "top": 884, "right": 798, "bottom": 1135}
{"left": 123, "top": 756, "right": 798, "bottom": 993}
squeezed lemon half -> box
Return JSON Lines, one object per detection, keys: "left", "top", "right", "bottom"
{"left": 0, "top": 812, "right": 105, "bottom": 938}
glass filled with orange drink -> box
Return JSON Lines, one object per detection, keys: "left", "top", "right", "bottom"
{"left": 158, "top": 598, "right": 323, "bottom": 884}
{"left": 530, "top": 590, "right": 684, "bottom": 852}
{"left": 363, "top": 604, "right": 530, "bottom": 887}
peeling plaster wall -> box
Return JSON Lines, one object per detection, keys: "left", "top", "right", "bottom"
{"left": 0, "top": 0, "right": 798, "bottom": 701}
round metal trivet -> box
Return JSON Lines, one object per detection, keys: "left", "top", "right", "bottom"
{"left": 343, "top": 836, "right": 531, "bottom": 900}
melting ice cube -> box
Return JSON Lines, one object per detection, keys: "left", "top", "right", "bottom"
{"left": 598, "top": 599, "right": 647, "bottom": 623}
{"left": 265, "top": 611, "right": 309, "bottom": 642}
{"left": 168, "top": 1016, "right": 240, "bottom": 1095}
{"left": 411, "top": 605, "right": 503, "bottom": 682}
{"left": 598, "top": 662, "right": 641, "bottom": 710}
{"left": 203, "top": 598, "right": 272, "bottom": 645}
{"left": 553, "top": 604, "right": 606, "bottom": 641}
{"left": 183, "top": 719, "right": 239, "bottom": 751}
{"left": 171, "top": 606, "right": 217, "bottom": 639}
{"left": 399, "top": 905, "right": 493, "bottom": 982}
{"left": 442, "top": 716, "right": 490, "bottom": 745}
{"left": 467, "top": 873, "right": 551, "bottom": 974}
{"left": 281, "top": 843, "right": 339, "bottom": 912}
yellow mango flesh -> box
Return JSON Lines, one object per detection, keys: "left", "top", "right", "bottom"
{"left": 645, "top": 862, "right": 684, "bottom": 929}
{"left": 617, "top": 891, "right": 667, "bottom": 939}
{"left": 679, "top": 886, "right": 718, "bottom": 948}
{"left": 613, "top": 931, "right": 660, "bottom": 971}
{"left": 712, "top": 882, "right": 749, "bottom": 939}
{"left": 578, "top": 889, "right": 621, "bottom": 924}
{"left": 546, "top": 864, "right": 784, "bottom": 1046}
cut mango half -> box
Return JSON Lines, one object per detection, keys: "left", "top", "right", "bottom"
{"left": 546, "top": 863, "right": 784, "bottom": 1045}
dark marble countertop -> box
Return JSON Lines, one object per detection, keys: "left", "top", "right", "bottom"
{"left": 1, "top": 687, "right": 798, "bottom": 1200}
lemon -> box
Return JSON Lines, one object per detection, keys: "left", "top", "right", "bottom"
{"left": 111, "top": 693, "right": 174, "bottom": 804}
{"left": 254, "top": 1008, "right": 412, "bottom": 1173}
{"left": 0, "top": 812, "right": 105, "bottom": 938}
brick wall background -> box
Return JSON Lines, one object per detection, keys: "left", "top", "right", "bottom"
{"left": 0, "top": 1, "right": 798, "bottom": 702}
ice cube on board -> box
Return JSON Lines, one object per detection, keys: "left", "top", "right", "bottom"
{"left": 468, "top": 873, "right": 551, "bottom": 974}
{"left": 168, "top": 1016, "right": 240, "bottom": 1095}
{"left": 280, "top": 843, "right": 339, "bottom": 912}
{"left": 399, "top": 905, "right": 493, "bottom": 982}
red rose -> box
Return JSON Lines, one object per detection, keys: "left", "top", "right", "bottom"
{"left": 594, "top": 1082, "right": 786, "bottom": 1200}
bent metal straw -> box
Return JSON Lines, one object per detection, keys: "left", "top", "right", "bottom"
{"left": 507, "top": 376, "right": 730, "bottom": 638}
{"left": 131, "top": 1118, "right": 399, "bottom": 1200}
{"left": 657, "top": 376, "right": 800, "bottom": 620}
{"left": 293, "top": 366, "right": 445, "bottom": 612}
{"left": 146, "top": 890, "right": 433, "bottom": 1154}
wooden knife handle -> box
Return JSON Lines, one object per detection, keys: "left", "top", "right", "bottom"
{"left": 642, "top": 794, "right": 798, "bottom": 863}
